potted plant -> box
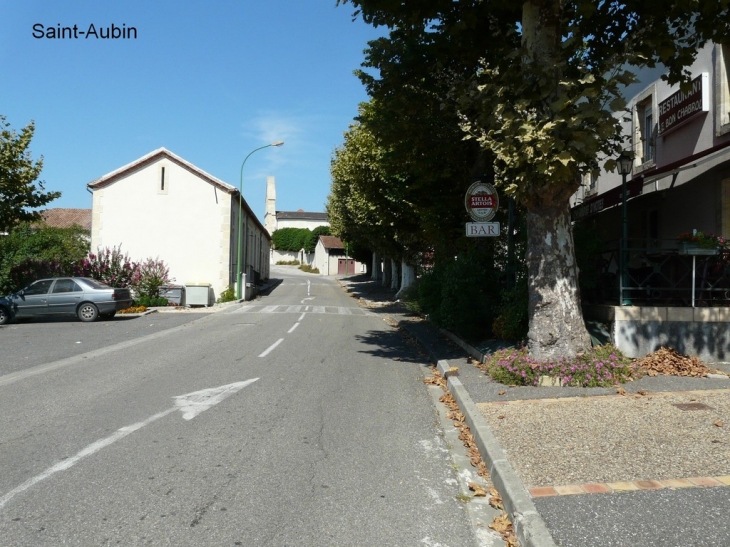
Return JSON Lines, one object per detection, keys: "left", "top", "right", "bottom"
{"left": 677, "top": 231, "right": 724, "bottom": 255}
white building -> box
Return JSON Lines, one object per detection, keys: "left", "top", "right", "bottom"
{"left": 314, "top": 236, "right": 364, "bottom": 275}
{"left": 572, "top": 42, "right": 730, "bottom": 242}
{"left": 87, "top": 148, "right": 270, "bottom": 301}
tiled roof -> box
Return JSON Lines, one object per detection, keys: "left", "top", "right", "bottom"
{"left": 319, "top": 235, "right": 345, "bottom": 250}
{"left": 39, "top": 208, "right": 92, "bottom": 230}
{"left": 276, "top": 211, "right": 328, "bottom": 221}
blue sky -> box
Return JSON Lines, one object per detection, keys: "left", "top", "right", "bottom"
{"left": 1, "top": 1, "right": 382, "bottom": 222}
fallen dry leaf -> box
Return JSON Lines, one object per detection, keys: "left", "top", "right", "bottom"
{"left": 497, "top": 414, "right": 505, "bottom": 420}
{"left": 489, "top": 513, "right": 518, "bottom": 546}
{"left": 616, "top": 387, "right": 627, "bottom": 395}
{"left": 714, "top": 421, "right": 724, "bottom": 427}
{"left": 489, "top": 487, "right": 504, "bottom": 510}
{"left": 498, "top": 390, "right": 506, "bottom": 396}
{"left": 469, "top": 482, "right": 488, "bottom": 497}
{"left": 635, "top": 347, "right": 711, "bottom": 377}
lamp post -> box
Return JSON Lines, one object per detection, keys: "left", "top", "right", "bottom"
{"left": 236, "top": 141, "right": 284, "bottom": 300}
{"left": 617, "top": 151, "right": 633, "bottom": 306}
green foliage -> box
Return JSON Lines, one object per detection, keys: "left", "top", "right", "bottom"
{"left": 216, "top": 285, "right": 236, "bottom": 303}
{"left": 485, "top": 345, "right": 636, "bottom": 387}
{"left": 491, "top": 282, "right": 529, "bottom": 343}
{"left": 338, "top": 0, "right": 730, "bottom": 358}
{"left": 0, "top": 115, "right": 61, "bottom": 232}
{"left": 304, "top": 225, "right": 331, "bottom": 254}
{"left": 272, "top": 228, "right": 311, "bottom": 252}
{"left": 74, "top": 246, "right": 138, "bottom": 288}
{"left": 298, "top": 264, "right": 320, "bottom": 274}
{"left": 134, "top": 296, "right": 169, "bottom": 308}
{"left": 406, "top": 250, "right": 502, "bottom": 342}
{"left": 132, "top": 258, "right": 171, "bottom": 299}
{"left": 0, "top": 223, "right": 89, "bottom": 293}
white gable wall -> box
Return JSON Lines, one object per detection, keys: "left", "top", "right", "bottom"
{"left": 90, "top": 157, "right": 233, "bottom": 297}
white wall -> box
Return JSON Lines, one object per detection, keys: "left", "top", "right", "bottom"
{"left": 91, "top": 157, "right": 234, "bottom": 297}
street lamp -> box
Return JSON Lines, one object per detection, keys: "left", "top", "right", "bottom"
{"left": 617, "top": 151, "right": 633, "bottom": 306}
{"left": 236, "top": 141, "right": 284, "bottom": 300}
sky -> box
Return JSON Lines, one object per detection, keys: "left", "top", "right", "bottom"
{"left": 0, "top": 1, "right": 384, "bottom": 223}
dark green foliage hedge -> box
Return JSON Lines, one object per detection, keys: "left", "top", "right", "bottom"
{"left": 304, "top": 226, "right": 331, "bottom": 253}
{"left": 271, "top": 228, "right": 310, "bottom": 252}
{"left": 272, "top": 225, "right": 331, "bottom": 254}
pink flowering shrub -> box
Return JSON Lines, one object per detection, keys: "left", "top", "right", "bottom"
{"left": 132, "top": 258, "right": 172, "bottom": 299}
{"left": 74, "top": 246, "right": 139, "bottom": 288}
{"left": 485, "top": 344, "right": 636, "bottom": 387}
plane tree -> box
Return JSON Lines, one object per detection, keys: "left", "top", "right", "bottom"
{"left": 340, "top": 0, "right": 730, "bottom": 360}
{"left": 0, "top": 116, "right": 60, "bottom": 233}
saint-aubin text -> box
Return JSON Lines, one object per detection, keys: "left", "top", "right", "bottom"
{"left": 32, "top": 23, "right": 137, "bottom": 40}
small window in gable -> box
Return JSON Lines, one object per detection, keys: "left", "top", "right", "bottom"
{"left": 157, "top": 164, "right": 169, "bottom": 195}
{"left": 716, "top": 43, "right": 730, "bottom": 136}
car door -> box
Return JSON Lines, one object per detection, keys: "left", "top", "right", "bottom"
{"left": 14, "top": 279, "right": 55, "bottom": 317}
{"left": 47, "top": 278, "right": 84, "bottom": 315}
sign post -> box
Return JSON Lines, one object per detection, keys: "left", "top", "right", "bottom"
{"left": 465, "top": 181, "right": 500, "bottom": 237}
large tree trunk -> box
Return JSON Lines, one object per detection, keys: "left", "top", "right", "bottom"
{"left": 382, "top": 258, "right": 392, "bottom": 287}
{"left": 526, "top": 202, "right": 591, "bottom": 360}
{"left": 371, "top": 253, "right": 380, "bottom": 280}
{"left": 390, "top": 259, "right": 400, "bottom": 290}
{"left": 520, "top": 0, "right": 592, "bottom": 360}
{"left": 395, "top": 260, "right": 416, "bottom": 299}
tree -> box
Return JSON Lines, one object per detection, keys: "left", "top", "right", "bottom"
{"left": 0, "top": 223, "right": 89, "bottom": 293}
{"left": 0, "top": 116, "right": 60, "bottom": 232}
{"left": 340, "top": 0, "right": 730, "bottom": 360}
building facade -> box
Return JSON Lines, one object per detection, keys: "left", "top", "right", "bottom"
{"left": 87, "top": 148, "right": 270, "bottom": 300}
{"left": 571, "top": 42, "right": 730, "bottom": 304}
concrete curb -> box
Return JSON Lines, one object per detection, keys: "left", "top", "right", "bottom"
{"left": 393, "top": 313, "right": 556, "bottom": 547}
{"left": 436, "top": 360, "right": 557, "bottom": 547}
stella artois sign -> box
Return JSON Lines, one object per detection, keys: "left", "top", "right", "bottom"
{"left": 465, "top": 181, "right": 499, "bottom": 222}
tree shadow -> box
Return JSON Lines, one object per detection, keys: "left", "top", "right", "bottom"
{"left": 617, "top": 320, "right": 730, "bottom": 362}
{"left": 354, "top": 328, "right": 432, "bottom": 366}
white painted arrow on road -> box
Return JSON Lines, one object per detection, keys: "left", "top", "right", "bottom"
{"left": 0, "top": 379, "right": 259, "bottom": 510}
{"left": 174, "top": 379, "right": 259, "bottom": 420}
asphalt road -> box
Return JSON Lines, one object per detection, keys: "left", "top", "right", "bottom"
{"left": 0, "top": 268, "right": 485, "bottom": 546}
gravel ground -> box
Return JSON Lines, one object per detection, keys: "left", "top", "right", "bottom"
{"left": 478, "top": 390, "right": 730, "bottom": 487}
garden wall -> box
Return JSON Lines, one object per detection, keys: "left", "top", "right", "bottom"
{"left": 583, "top": 305, "right": 730, "bottom": 363}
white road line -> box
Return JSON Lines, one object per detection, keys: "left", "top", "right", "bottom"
{"left": 298, "top": 312, "right": 306, "bottom": 321}
{"left": 338, "top": 307, "right": 352, "bottom": 315}
{"left": 0, "top": 407, "right": 176, "bottom": 510}
{"left": 288, "top": 322, "right": 300, "bottom": 334}
{"left": 259, "top": 338, "right": 284, "bottom": 357}
{"left": 0, "top": 379, "right": 260, "bottom": 510}
{"left": 261, "top": 305, "right": 278, "bottom": 313}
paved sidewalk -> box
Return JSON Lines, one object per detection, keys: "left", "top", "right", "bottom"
{"left": 338, "top": 275, "right": 730, "bottom": 547}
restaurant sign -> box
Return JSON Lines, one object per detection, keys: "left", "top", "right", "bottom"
{"left": 658, "top": 73, "right": 709, "bottom": 136}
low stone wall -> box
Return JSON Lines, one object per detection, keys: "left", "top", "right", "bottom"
{"left": 583, "top": 305, "right": 730, "bottom": 363}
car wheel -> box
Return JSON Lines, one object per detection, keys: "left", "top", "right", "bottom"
{"left": 77, "top": 302, "right": 99, "bottom": 322}
{"left": 0, "top": 306, "right": 10, "bottom": 325}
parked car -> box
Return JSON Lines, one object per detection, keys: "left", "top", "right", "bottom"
{"left": 0, "top": 296, "right": 13, "bottom": 325}
{"left": 0, "top": 277, "right": 133, "bottom": 324}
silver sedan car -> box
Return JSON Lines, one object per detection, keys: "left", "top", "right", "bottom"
{"left": 0, "top": 277, "right": 133, "bottom": 324}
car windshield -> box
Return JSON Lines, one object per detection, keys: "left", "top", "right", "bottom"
{"left": 80, "top": 278, "right": 113, "bottom": 290}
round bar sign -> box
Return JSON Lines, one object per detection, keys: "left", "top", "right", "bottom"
{"left": 465, "top": 181, "right": 498, "bottom": 222}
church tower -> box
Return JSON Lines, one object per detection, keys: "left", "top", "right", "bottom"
{"left": 264, "top": 176, "right": 277, "bottom": 235}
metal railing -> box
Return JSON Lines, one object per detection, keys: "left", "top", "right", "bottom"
{"left": 582, "top": 239, "right": 730, "bottom": 307}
